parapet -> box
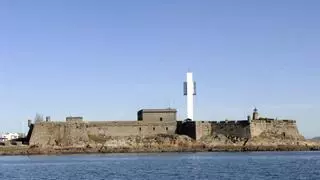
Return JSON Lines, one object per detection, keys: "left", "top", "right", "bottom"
{"left": 251, "top": 118, "right": 296, "bottom": 124}
{"left": 257, "top": 117, "right": 275, "bottom": 121}
{"left": 277, "top": 119, "right": 297, "bottom": 124}
{"left": 138, "top": 109, "right": 177, "bottom": 113}
{"left": 191, "top": 120, "right": 250, "bottom": 125}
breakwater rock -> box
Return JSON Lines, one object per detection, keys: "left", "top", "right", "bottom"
{"left": 1, "top": 133, "right": 320, "bottom": 155}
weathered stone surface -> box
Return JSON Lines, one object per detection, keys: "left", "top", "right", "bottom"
{"left": 250, "top": 120, "right": 303, "bottom": 139}
{"left": 29, "top": 120, "right": 177, "bottom": 147}
{"left": 29, "top": 122, "right": 89, "bottom": 147}
{"left": 1, "top": 133, "right": 320, "bottom": 155}
{"left": 25, "top": 112, "right": 312, "bottom": 155}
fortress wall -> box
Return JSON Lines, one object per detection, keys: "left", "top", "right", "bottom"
{"left": 177, "top": 120, "right": 251, "bottom": 140}
{"left": 29, "top": 122, "right": 64, "bottom": 146}
{"left": 29, "top": 121, "right": 177, "bottom": 147}
{"left": 196, "top": 122, "right": 212, "bottom": 139}
{"left": 213, "top": 121, "right": 251, "bottom": 139}
{"left": 63, "top": 122, "right": 89, "bottom": 146}
{"left": 29, "top": 122, "right": 89, "bottom": 147}
{"left": 250, "top": 120, "right": 303, "bottom": 139}
{"left": 27, "top": 114, "right": 304, "bottom": 146}
{"left": 195, "top": 120, "right": 251, "bottom": 140}
{"left": 86, "top": 121, "right": 176, "bottom": 137}
{"left": 176, "top": 121, "right": 196, "bottom": 139}
{"left": 195, "top": 118, "right": 303, "bottom": 140}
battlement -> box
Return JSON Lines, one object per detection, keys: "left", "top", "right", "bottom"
{"left": 197, "top": 120, "right": 250, "bottom": 125}
{"left": 252, "top": 119, "right": 296, "bottom": 124}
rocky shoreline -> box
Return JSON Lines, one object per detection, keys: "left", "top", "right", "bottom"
{"left": 1, "top": 134, "right": 320, "bottom": 156}
{"left": 0, "top": 144, "right": 320, "bottom": 156}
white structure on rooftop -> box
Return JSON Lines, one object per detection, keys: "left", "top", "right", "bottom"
{"left": 184, "top": 71, "right": 196, "bottom": 120}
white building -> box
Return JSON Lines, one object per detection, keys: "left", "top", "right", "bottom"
{"left": 0, "top": 133, "right": 20, "bottom": 142}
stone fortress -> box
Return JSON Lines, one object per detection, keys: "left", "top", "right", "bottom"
{"left": 27, "top": 107, "right": 303, "bottom": 146}
{"left": 26, "top": 72, "right": 303, "bottom": 147}
{"left": 177, "top": 108, "right": 302, "bottom": 140}
{"left": 27, "top": 109, "right": 178, "bottom": 146}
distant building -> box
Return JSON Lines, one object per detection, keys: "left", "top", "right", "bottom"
{"left": 0, "top": 133, "right": 20, "bottom": 142}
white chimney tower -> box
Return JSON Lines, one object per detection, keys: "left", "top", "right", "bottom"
{"left": 184, "top": 72, "right": 196, "bottom": 120}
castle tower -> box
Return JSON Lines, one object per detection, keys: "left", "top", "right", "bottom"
{"left": 183, "top": 72, "right": 196, "bottom": 120}
{"left": 252, "top": 108, "right": 259, "bottom": 120}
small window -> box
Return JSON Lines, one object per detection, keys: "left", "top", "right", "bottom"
{"left": 160, "top": 117, "right": 163, "bottom": 121}
{"left": 153, "top": 127, "right": 155, "bottom": 131}
{"left": 166, "top": 127, "right": 168, "bottom": 131}
{"left": 139, "top": 127, "right": 142, "bottom": 131}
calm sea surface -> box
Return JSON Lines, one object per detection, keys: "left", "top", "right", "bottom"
{"left": 0, "top": 152, "right": 319, "bottom": 180}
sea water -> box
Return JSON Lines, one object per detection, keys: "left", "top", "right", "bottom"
{"left": 0, "top": 152, "right": 319, "bottom": 180}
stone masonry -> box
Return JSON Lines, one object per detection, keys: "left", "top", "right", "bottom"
{"left": 28, "top": 108, "right": 304, "bottom": 146}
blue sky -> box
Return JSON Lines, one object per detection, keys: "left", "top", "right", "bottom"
{"left": 0, "top": 1, "right": 319, "bottom": 137}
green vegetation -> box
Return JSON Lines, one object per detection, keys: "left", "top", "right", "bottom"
{"left": 0, "top": 146, "right": 29, "bottom": 155}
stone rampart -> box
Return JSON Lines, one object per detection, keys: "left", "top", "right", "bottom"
{"left": 177, "top": 119, "right": 301, "bottom": 141}
{"left": 176, "top": 121, "right": 196, "bottom": 139}
{"left": 28, "top": 118, "right": 304, "bottom": 146}
{"left": 210, "top": 120, "right": 250, "bottom": 139}
{"left": 250, "top": 119, "right": 303, "bottom": 140}
{"left": 29, "top": 121, "right": 89, "bottom": 147}
{"left": 86, "top": 121, "right": 176, "bottom": 137}
{"left": 177, "top": 120, "right": 251, "bottom": 140}
{"left": 29, "top": 120, "right": 177, "bottom": 146}
{"left": 196, "top": 120, "right": 250, "bottom": 140}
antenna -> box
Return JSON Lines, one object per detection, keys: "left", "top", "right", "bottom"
{"left": 167, "top": 99, "right": 171, "bottom": 109}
